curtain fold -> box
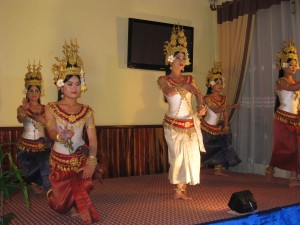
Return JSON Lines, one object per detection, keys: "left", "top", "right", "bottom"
{"left": 229, "top": 0, "right": 300, "bottom": 177}
{"left": 217, "top": 0, "right": 290, "bottom": 122}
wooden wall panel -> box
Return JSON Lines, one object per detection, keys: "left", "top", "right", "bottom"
{"left": 0, "top": 126, "right": 169, "bottom": 178}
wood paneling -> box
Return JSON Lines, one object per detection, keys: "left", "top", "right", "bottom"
{"left": 0, "top": 126, "right": 169, "bottom": 178}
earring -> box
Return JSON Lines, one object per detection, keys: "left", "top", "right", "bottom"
{"left": 170, "top": 66, "right": 172, "bottom": 70}
{"left": 61, "top": 93, "right": 64, "bottom": 98}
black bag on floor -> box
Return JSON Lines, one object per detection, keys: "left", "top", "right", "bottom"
{"left": 228, "top": 190, "right": 257, "bottom": 213}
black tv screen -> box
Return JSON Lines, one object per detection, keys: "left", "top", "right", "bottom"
{"left": 127, "top": 18, "right": 194, "bottom": 72}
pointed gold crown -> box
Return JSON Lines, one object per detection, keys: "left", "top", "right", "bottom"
{"left": 276, "top": 39, "right": 299, "bottom": 70}
{"left": 163, "top": 24, "right": 190, "bottom": 66}
{"left": 52, "top": 39, "right": 87, "bottom": 92}
{"left": 24, "top": 60, "right": 44, "bottom": 96}
{"left": 206, "top": 61, "right": 225, "bottom": 88}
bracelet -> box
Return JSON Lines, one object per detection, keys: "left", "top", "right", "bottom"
{"left": 86, "top": 124, "right": 96, "bottom": 129}
{"left": 196, "top": 105, "right": 205, "bottom": 109}
{"left": 222, "top": 126, "right": 230, "bottom": 132}
{"left": 86, "top": 156, "right": 97, "bottom": 167}
{"left": 56, "top": 133, "right": 66, "bottom": 144}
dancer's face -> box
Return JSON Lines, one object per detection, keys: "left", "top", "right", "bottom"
{"left": 211, "top": 79, "right": 223, "bottom": 93}
{"left": 284, "top": 59, "right": 298, "bottom": 75}
{"left": 62, "top": 76, "right": 81, "bottom": 99}
{"left": 26, "top": 85, "right": 41, "bottom": 102}
{"left": 172, "top": 52, "right": 186, "bottom": 71}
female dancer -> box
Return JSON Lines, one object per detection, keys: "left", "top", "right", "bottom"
{"left": 17, "top": 61, "right": 51, "bottom": 193}
{"left": 45, "top": 40, "right": 100, "bottom": 224}
{"left": 157, "top": 25, "right": 206, "bottom": 200}
{"left": 266, "top": 40, "right": 300, "bottom": 187}
{"left": 201, "top": 62, "right": 241, "bottom": 176}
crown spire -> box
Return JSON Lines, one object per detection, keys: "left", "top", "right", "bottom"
{"left": 52, "top": 39, "right": 87, "bottom": 92}
{"left": 24, "top": 60, "right": 44, "bottom": 96}
{"left": 163, "top": 24, "right": 190, "bottom": 66}
{"left": 206, "top": 61, "right": 225, "bottom": 88}
{"left": 276, "top": 39, "right": 299, "bottom": 70}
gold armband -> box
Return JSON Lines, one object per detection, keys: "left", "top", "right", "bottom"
{"left": 86, "top": 156, "right": 97, "bottom": 167}
{"left": 44, "top": 120, "right": 55, "bottom": 128}
{"left": 86, "top": 124, "right": 96, "bottom": 129}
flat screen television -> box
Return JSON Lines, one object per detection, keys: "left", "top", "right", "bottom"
{"left": 127, "top": 18, "right": 194, "bottom": 72}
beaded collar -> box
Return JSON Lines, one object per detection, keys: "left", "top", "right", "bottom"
{"left": 208, "top": 95, "right": 226, "bottom": 106}
{"left": 164, "top": 74, "right": 193, "bottom": 87}
{"left": 46, "top": 102, "right": 92, "bottom": 125}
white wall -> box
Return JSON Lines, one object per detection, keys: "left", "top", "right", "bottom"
{"left": 0, "top": 0, "right": 218, "bottom": 126}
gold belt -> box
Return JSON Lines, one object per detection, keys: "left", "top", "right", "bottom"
{"left": 17, "top": 137, "right": 46, "bottom": 152}
{"left": 274, "top": 109, "right": 300, "bottom": 127}
{"left": 50, "top": 149, "right": 86, "bottom": 173}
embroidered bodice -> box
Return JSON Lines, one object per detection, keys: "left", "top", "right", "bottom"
{"left": 276, "top": 89, "right": 300, "bottom": 114}
{"left": 21, "top": 106, "right": 45, "bottom": 140}
{"left": 46, "top": 102, "right": 93, "bottom": 155}
{"left": 162, "top": 75, "right": 195, "bottom": 119}
{"left": 203, "top": 95, "right": 226, "bottom": 125}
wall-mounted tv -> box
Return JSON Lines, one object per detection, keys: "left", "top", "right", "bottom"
{"left": 127, "top": 18, "right": 194, "bottom": 72}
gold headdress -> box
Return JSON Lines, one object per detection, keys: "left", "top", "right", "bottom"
{"left": 276, "top": 39, "right": 299, "bottom": 70}
{"left": 163, "top": 24, "right": 190, "bottom": 66}
{"left": 24, "top": 60, "right": 44, "bottom": 96}
{"left": 52, "top": 39, "right": 87, "bottom": 92}
{"left": 206, "top": 61, "right": 225, "bottom": 88}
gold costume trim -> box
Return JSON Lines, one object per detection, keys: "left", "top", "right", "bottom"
{"left": 163, "top": 115, "right": 195, "bottom": 137}
{"left": 17, "top": 137, "right": 46, "bottom": 152}
{"left": 274, "top": 109, "right": 300, "bottom": 127}
{"left": 46, "top": 102, "right": 92, "bottom": 128}
{"left": 200, "top": 120, "right": 223, "bottom": 135}
{"left": 44, "top": 120, "right": 55, "bottom": 128}
{"left": 49, "top": 149, "right": 86, "bottom": 173}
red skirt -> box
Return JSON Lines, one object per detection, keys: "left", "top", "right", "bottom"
{"left": 48, "top": 146, "right": 100, "bottom": 225}
{"left": 270, "top": 110, "right": 300, "bottom": 172}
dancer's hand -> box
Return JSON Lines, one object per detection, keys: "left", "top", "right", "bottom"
{"left": 22, "top": 98, "right": 30, "bottom": 111}
{"left": 57, "top": 125, "right": 74, "bottom": 142}
{"left": 79, "top": 164, "right": 95, "bottom": 179}
{"left": 222, "top": 126, "right": 230, "bottom": 135}
{"left": 232, "top": 103, "right": 240, "bottom": 109}
{"left": 34, "top": 113, "right": 46, "bottom": 124}
{"left": 197, "top": 105, "right": 207, "bottom": 116}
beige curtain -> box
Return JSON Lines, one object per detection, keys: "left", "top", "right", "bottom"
{"left": 217, "top": 0, "right": 290, "bottom": 122}
{"left": 222, "top": 0, "right": 297, "bottom": 177}
{"left": 218, "top": 14, "right": 254, "bottom": 122}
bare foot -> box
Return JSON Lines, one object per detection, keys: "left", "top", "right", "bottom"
{"left": 174, "top": 191, "right": 192, "bottom": 200}
{"left": 265, "top": 167, "right": 274, "bottom": 183}
{"left": 31, "top": 183, "right": 43, "bottom": 194}
{"left": 289, "top": 180, "right": 300, "bottom": 187}
{"left": 70, "top": 208, "right": 80, "bottom": 218}
{"left": 266, "top": 174, "right": 274, "bottom": 183}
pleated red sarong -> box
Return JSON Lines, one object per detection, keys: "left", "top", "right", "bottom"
{"left": 270, "top": 109, "right": 300, "bottom": 172}
{"left": 48, "top": 146, "right": 100, "bottom": 224}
